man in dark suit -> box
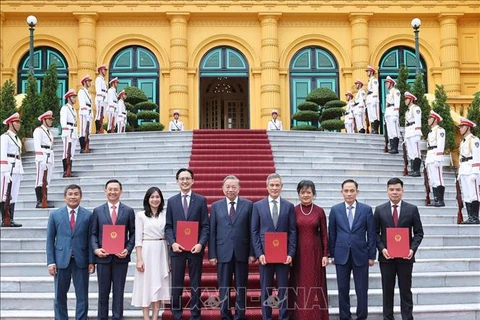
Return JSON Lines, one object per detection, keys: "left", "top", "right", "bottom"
{"left": 165, "top": 168, "right": 209, "bottom": 320}
{"left": 46, "top": 184, "right": 95, "bottom": 320}
{"left": 374, "top": 177, "right": 424, "bottom": 320}
{"left": 209, "top": 175, "right": 254, "bottom": 320}
{"left": 91, "top": 179, "right": 135, "bottom": 320}
{"left": 329, "top": 179, "right": 376, "bottom": 320}
{"left": 251, "top": 173, "right": 296, "bottom": 320}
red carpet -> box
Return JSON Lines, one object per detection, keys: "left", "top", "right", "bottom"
{"left": 161, "top": 129, "right": 276, "bottom": 319}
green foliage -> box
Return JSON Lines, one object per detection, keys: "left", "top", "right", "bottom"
{"left": 467, "top": 92, "right": 480, "bottom": 136}
{"left": 292, "top": 110, "right": 319, "bottom": 122}
{"left": 41, "top": 64, "right": 60, "bottom": 126}
{"left": 0, "top": 79, "right": 18, "bottom": 127}
{"left": 18, "top": 73, "right": 41, "bottom": 139}
{"left": 127, "top": 111, "right": 138, "bottom": 128}
{"left": 125, "top": 102, "right": 135, "bottom": 112}
{"left": 291, "top": 125, "right": 318, "bottom": 131}
{"left": 135, "top": 101, "right": 158, "bottom": 111}
{"left": 410, "top": 74, "right": 430, "bottom": 138}
{"left": 320, "top": 119, "right": 344, "bottom": 132}
{"left": 320, "top": 107, "right": 344, "bottom": 121}
{"left": 136, "top": 122, "right": 165, "bottom": 131}
{"left": 432, "top": 85, "right": 456, "bottom": 152}
{"left": 306, "top": 87, "right": 338, "bottom": 106}
{"left": 124, "top": 86, "right": 148, "bottom": 105}
{"left": 324, "top": 99, "right": 347, "bottom": 108}
{"left": 297, "top": 101, "right": 319, "bottom": 112}
{"left": 396, "top": 64, "right": 410, "bottom": 125}
{"left": 136, "top": 110, "right": 159, "bottom": 121}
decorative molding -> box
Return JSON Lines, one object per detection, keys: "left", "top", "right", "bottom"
{"left": 4, "top": 19, "right": 77, "bottom": 26}
{"left": 369, "top": 20, "right": 439, "bottom": 28}
{"left": 458, "top": 20, "right": 480, "bottom": 27}
{"left": 97, "top": 19, "right": 168, "bottom": 27}
{"left": 279, "top": 20, "right": 349, "bottom": 27}
{"left": 189, "top": 19, "right": 259, "bottom": 27}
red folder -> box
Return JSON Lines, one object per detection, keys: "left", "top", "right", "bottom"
{"left": 387, "top": 227, "right": 410, "bottom": 258}
{"left": 103, "top": 225, "right": 125, "bottom": 254}
{"left": 265, "top": 232, "right": 287, "bottom": 263}
{"left": 176, "top": 221, "right": 199, "bottom": 251}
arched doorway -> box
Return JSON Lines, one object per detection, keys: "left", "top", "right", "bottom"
{"left": 199, "top": 47, "right": 249, "bottom": 129}
{"left": 17, "top": 46, "right": 69, "bottom": 104}
{"left": 289, "top": 46, "right": 339, "bottom": 127}
{"left": 110, "top": 46, "right": 160, "bottom": 104}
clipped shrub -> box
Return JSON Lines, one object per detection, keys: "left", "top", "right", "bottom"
{"left": 136, "top": 122, "right": 165, "bottom": 131}
{"left": 41, "top": 63, "right": 60, "bottom": 126}
{"left": 127, "top": 111, "right": 138, "bottom": 128}
{"left": 291, "top": 124, "right": 318, "bottom": 131}
{"left": 306, "top": 87, "right": 338, "bottom": 106}
{"left": 432, "top": 85, "right": 456, "bottom": 152}
{"left": 135, "top": 101, "right": 158, "bottom": 111}
{"left": 292, "top": 110, "right": 319, "bottom": 122}
{"left": 124, "top": 86, "right": 148, "bottom": 105}
{"left": 410, "top": 73, "right": 430, "bottom": 138}
{"left": 320, "top": 107, "right": 344, "bottom": 121}
{"left": 0, "top": 79, "right": 17, "bottom": 126}
{"left": 325, "top": 99, "right": 347, "bottom": 108}
{"left": 297, "top": 101, "right": 319, "bottom": 112}
{"left": 18, "top": 73, "right": 41, "bottom": 139}
{"left": 320, "top": 119, "right": 344, "bottom": 132}
{"left": 137, "top": 110, "right": 159, "bottom": 121}
{"left": 467, "top": 92, "right": 480, "bottom": 136}
{"left": 125, "top": 102, "right": 135, "bottom": 112}
{"left": 396, "top": 64, "right": 410, "bottom": 125}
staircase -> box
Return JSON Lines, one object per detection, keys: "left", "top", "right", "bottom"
{"left": 1, "top": 130, "right": 479, "bottom": 319}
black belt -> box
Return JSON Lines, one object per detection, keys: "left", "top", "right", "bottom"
{"left": 86, "top": 104, "right": 91, "bottom": 107}
{"left": 67, "top": 122, "right": 74, "bottom": 126}
{"left": 406, "top": 122, "right": 414, "bottom": 127}
{"left": 41, "top": 145, "right": 51, "bottom": 149}
{"left": 461, "top": 156, "right": 473, "bottom": 163}
{"left": 7, "top": 154, "right": 20, "bottom": 159}
{"left": 102, "top": 89, "right": 107, "bottom": 92}
{"left": 387, "top": 104, "right": 394, "bottom": 107}
{"left": 428, "top": 146, "right": 437, "bottom": 150}
{"left": 367, "top": 91, "right": 373, "bottom": 95}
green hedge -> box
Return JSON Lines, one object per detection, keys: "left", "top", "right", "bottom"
{"left": 306, "top": 87, "right": 338, "bottom": 106}
{"left": 136, "top": 122, "right": 165, "bottom": 131}
{"left": 125, "top": 102, "right": 135, "bottom": 112}
{"left": 124, "top": 86, "right": 148, "bottom": 105}
{"left": 320, "top": 107, "right": 344, "bottom": 121}
{"left": 320, "top": 119, "right": 344, "bottom": 132}
{"left": 127, "top": 111, "right": 138, "bottom": 128}
{"left": 292, "top": 110, "right": 319, "bottom": 121}
{"left": 137, "top": 110, "right": 159, "bottom": 121}
{"left": 324, "top": 99, "right": 347, "bottom": 108}
{"left": 291, "top": 125, "right": 318, "bottom": 131}
{"left": 297, "top": 101, "right": 319, "bottom": 112}
{"left": 135, "top": 101, "right": 158, "bottom": 111}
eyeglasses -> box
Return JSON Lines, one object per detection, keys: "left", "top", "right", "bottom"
{"left": 178, "top": 177, "right": 192, "bottom": 182}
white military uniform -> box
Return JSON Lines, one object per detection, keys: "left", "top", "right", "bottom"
{"left": 33, "top": 124, "right": 54, "bottom": 188}
{"left": 366, "top": 76, "right": 379, "bottom": 122}
{"left": 426, "top": 125, "right": 445, "bottom": 187}
{"left": 116, "top": 98, "right": 127, "bottom": 133}
{"left": 459, "top": 133, "right": 480, "bottom": 202}
{"left": 384, "top": 87, "right": 401, "bottom": 139}
{"left": 95, "top": 75, "right": 107, "bottom": 121}
{"left": 0, "top": 130, "right": 24, "bottom": 203}
{"left": 404, "top": 103, "right": 422, "bottom": 160}
{"left": 353, "top": 88, "right": 366, "bottom": 131}
{"left": 344, "top": 99, "right": 355, "bottom": 133}
{"left": 169, "top": 120, "right": 184, "bottom": 131}
{"left": 60, "top": 103, "right": 78, "bottom": 160}
{"left": 78, "top": 87, "right": 93, "bottom": 137}
{"left": 106, "top": 86, "right": 118, "bottom": 131}
{"left": 267, "top": 119, "right": 283, "bottom": 131}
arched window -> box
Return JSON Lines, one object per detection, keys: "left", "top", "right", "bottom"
{"left": 110, "top": 46, "right": 160, "bottom": 104}
{"left": 289, "top": 46, "right": 339, "bottom": 126}
{"left": 17, "top": 46, "right": 69, "bottom": 103}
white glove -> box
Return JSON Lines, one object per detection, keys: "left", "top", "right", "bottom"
{"left": 3, "top": 172, "right": 11, "bottom": 183}
{"left": 471, "top": 174, "right": 478, "bottom": 183}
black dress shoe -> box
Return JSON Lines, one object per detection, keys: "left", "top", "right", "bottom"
{"left": 10, "top": 221, "right": 22, "bottom": 227}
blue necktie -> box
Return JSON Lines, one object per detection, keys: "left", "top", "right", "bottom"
{"left": 183, "top": 195, "right": 188, "bottom": 219}
{"left": 348, "top": 205, "right": 354, "bottom": 229}
{"left": 272, "top": 200, "right": 279, "bottom": 228}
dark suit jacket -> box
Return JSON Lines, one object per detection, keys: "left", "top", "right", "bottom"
{"left": 328, "top": 201, "right": 376, "bottom": 266}
{"left": 251, "top": 197, "right": 297, "bottom": 259}
{"left": 374, "top": 200, "right": 424, "bottom": 263}
{"left": 165, "top": 191, "right": 209, "bottom": 256}
{"left": 91, "top": 202, "right": 136, "bottom": 264}
{"left": 46, "top": 206, "right": 94, "bottom": 269}
{"left": 208, "top": 197, "right": 253, "bottom": 263}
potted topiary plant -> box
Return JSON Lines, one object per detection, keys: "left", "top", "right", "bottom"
{"left": 307, "top": 87, "right": 343, "bottom": 132}
{"left": 292, "top": 101, "right": 319, "bottom": 131}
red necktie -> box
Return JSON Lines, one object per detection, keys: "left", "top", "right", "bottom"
{"left": 70, "top": 210, "right": 75, "bottom": 231}
{"left": 111, "top": 205, "right": 117, "bottom": 224}
{"left": 393, "top": 205, "right": 399, "bottom": 227}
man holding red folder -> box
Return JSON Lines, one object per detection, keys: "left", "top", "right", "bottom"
{"left": 251, "top": 173, "right": 296, "bottom": 320}
{"left": 91, "top": 179, "right": 136, "bottom": 320}
{"left": 374, "top": 177, "right": 424, "bottom": 320}
{"left": 165, "top": 168, "right": 209, "bottom": 320}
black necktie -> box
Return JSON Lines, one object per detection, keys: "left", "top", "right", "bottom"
{"left": 229, "top": 202, "right": 235, "bottom": 221}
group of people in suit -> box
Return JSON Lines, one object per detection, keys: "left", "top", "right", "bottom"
{"left": 45, "top": 167, "right": 425, "bottom": 320}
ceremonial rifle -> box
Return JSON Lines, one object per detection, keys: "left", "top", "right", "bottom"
{"left": 85, "top": 119, "right": 90, "bottom": 153}
{"left": 454, "top": 167, "right": 464, "bottom": 224}
{"left": 41, "top": 153, "right": 50, "bottom": 208}
{"left": 3, "top": 162, "right": 15, "bottom": 227}
{"left": 383, "top": 120, "right": 389, "bottom": 153}
{"left": 401, "top": 133, "right": 409, "bottom": 176}
{"left": 423, "top": 159, "right": 431, "bottom": 206}
{"left": 65, "top": 131, "right": 72, "bottom": 177}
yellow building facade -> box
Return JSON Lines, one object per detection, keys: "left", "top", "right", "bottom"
{"left": 1, "top": 1, "right": 479, "bottom": 130}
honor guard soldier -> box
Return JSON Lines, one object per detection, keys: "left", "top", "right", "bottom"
{"left": 353, "top": 79, "right": 366, "bottom": 133}
{"left": 33, "top": 111, "right": 55, "bottom": 208}
{"left": 458, "top": 118, "right": 480, "bottom": 224}
{"left": 116, "top": 90, "right": 127, "bottom": 133}
{"left": 267, "top": 109, "right": 283, "bottom": 130}
{"left": 60, "top": 89, "right": 79, "bottom": 178}
{"left": 404, "top": 91, "right": 422, "bottom": 177}
{"left": 95, "top": 64, "right": 108, "bottom": 133}
{"left": 426, "top": 111, "right": 446, "bottom": 207}
{"left": 365, "top": 66, "right": 380, "bottom": 134}
{"left": 344, "top": 91, "right": 355, "bottom": 133}
{"left": 169, "top": 110, "right": 184, "bottom": 131}
{"left": 384, "top": 76, "right": 401, "bottom": 154}
{"left": 1, "top": 113, "right": 23, "bottom": 227}
{"left": 78, "top": 75, "right": 93, "bottom": 153}
{"left": 106, "top": 77, "right": 119, "bottom": 133}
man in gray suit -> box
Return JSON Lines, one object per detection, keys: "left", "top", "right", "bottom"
{"left": 209, "top": 175, "right": 254, "bottom": 320}
{"left": 46, "top": 184, "right": 95, "bottom": 320}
